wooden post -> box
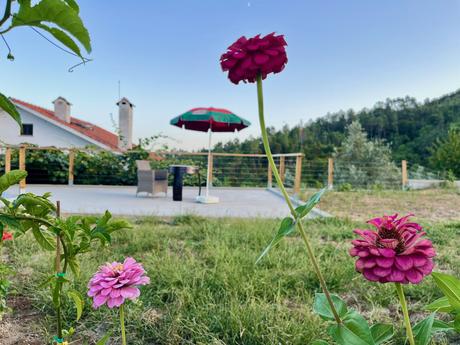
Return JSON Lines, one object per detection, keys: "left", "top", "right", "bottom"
{"left": 19, "top": 146, "right": 26, "bottom": 192}
{"left": 68, "top": 150, "right": 75, "bottom": 186}
{"left": 267, "top": 161, "right": 273, "bottom": 188}
{"left": 294, "top": 155, "right": 303, "bottom": 194}
{"left": 327, "top": 158, "right": 334, "bottom": 189}
{"left": 4, "top": 147, "right": 11, "bottom": 173}
{"left": 279, "top": 156, "right": 286, "bottom": 183}
{"left": 208, "top": 152, "right": 214, "bottom": 187}
{"left": 402, "top": 160, "right": 408, "bottom": 189}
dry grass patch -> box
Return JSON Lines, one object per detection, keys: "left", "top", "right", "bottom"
{"left": 301, "top": 188, "right": 460, "bottom": 221}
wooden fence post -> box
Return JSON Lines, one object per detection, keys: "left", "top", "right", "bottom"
{"left": 68, "top": 150, "right": 75, "bottom": 186}
{"left": 19, "top": 145, "right": 26, "bottom": 192}
{"left": 267, "top": 160, "right": 273, "bottom": 188}
{"left": 402, "top": 160, "right": 408, "bottom": 189}
{"left": 327, "top": 158, "right": 334, "bottom": 189}
{"left": 279, "top": 156, "right": 286, "bottom": 183}
{"left": 294, "top": 155, "right": 303, "bottom": 194}
{"left": 5, "top": 147, "right": 11, "bottom": 173}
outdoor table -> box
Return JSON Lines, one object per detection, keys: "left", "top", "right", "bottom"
{"left": 169, "top": 165, "right": 197, "bottom": 201}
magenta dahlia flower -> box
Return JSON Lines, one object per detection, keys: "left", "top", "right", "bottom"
{"left": 350, "top": 214, "right": 435, "bottom": 284}
{"left": 88, "top": 257, "right": 150, "bottom": 309}
{"left": 220, "top": 32, "right": 288, "bottom": 84}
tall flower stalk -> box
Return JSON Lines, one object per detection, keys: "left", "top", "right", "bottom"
{"left": 221, "top": 33, "right": 342, "bottom": 324}
{"left": 395, "top": 283, "right": 415, "bottom": 345}
{"left": 256, "top": 73, "right": 341, "bottom": 324}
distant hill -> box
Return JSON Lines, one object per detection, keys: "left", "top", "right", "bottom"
{"left": 214, "top": 89, "right": 460, "bottom": 166}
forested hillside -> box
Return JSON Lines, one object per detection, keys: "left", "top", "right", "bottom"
{"left": 214, "top": 90, "right": 460, "bottom": 167}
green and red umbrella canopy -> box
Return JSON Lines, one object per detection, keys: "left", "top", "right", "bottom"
{"left": 170, "top": 107, "right": 250, "bottom": 132}
{"left": 170, "top": 107, "right": 250, "bottom": 203}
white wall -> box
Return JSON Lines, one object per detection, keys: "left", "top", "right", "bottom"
{"left": 0, "top": 107, "right": 96, "bottom": 148}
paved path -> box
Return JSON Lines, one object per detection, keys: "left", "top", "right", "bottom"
{"left": 5, "top": 185, "right": 296, "bottom": 218}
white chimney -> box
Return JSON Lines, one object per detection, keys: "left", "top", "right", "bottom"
{"left": 53, "top": 97, "right": 71, "bottom": 123}
{"left": 117, "top": 97, "right": 134, "bottom": 150}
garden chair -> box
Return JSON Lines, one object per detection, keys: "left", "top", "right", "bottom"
{"left": 135, "top": 160, "right": 168, "bottom": 197}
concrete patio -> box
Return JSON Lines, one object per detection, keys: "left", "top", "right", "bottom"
{"left": 4, "top": 185, "right": 303, "bottom": 218}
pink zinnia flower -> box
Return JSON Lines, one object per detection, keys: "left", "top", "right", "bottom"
{"left": 220, "top": 32, "right": 288, "bottom": 84}
{"left": 88, "top": 257, "right": 150, "bottom": 309}
{"left": 350, "top": 214, "right": 436, "bottom": 284}
{"left": 1, "top": 231, "right": 13, "bottom": 241}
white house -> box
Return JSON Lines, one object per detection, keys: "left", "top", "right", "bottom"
{"left": 0, "top": 97, "right": 135, "bottom": 151}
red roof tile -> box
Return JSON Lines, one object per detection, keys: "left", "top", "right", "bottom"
{"left": 11, "top": 98, "right": 120, "bottom": 150}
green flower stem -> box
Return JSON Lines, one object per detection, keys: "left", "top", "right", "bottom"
{"left": 120, "top": 304, "right": 127, "bottom": 345}
{"left": 55, "top": 233, "right": 63, "bottom": 340}
{"left": 256, "top": 73, "right": 342, "bottom": 324}
{"left": 0, "top": 0, "right": 12, "bottom": 27}
{"left": 395, "top": 283, "right": 415, "bottom": 345}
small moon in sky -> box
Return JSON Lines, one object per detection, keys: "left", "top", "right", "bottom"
{"left": 248, "top": 2, "right": 251, "bottom": 7}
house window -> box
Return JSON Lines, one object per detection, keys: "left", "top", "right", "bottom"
{"left": 21, "top": 124, "right": 33, "bottom": 136}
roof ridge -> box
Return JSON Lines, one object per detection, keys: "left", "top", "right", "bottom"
{"left": 11, "top": 98, "right": 120, "bottom": 151}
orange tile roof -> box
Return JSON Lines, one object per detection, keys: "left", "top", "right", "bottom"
{"left": 12, "top": 98, "right": 120, "bottom": 151}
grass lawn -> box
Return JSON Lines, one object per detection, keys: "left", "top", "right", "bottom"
{"left": 301, "top": 188, "right": 460, "bottom": 222}
{"left": 1, "top": 215, "right": 460, "bottom": 344}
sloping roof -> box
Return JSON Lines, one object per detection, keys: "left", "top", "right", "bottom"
{"left": 11, "top": 98, "right": 119, "bottom": 151}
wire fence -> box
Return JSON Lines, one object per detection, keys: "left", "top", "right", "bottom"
{"left": 1, "top": 145, "right": 453, "bottom": 192}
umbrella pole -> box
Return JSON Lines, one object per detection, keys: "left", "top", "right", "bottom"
{"left": 206, "top": 128, "right": 212, "bottom": 197}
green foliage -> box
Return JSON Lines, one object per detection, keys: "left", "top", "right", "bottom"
{"left": 427, "top": 272, "right": 460, "bottom": 333}
{"left": 0, "top": 169, "right": 27, "bottom": 195}
{"left": 11, "top": 0, "right": 91, "bottom": 57}
{"left": 333, "top": 121, "right": 400, "bottom": 189}
{"left": 0, "top": 169, "right": 130, "bottom": 343}
{"left": 215, "top": 92, "right": 460, "bottom": 177}
{"left": 313, "top": 293, "right": 348, "bottom": 321}
{"left": 5, "top": 217, "right": 459, "bottom": 344}
{"left": 0, "top": 0, "right": 91, "bottom": 128}
{"left": 0, "top": 92, "right": 21, "bottom": 126}
{"left": 430, "top": 128, "right": 460, "bottom": 178}
{"left": 0, "top": 263, "right": 13, "bottom": 319}
{"left": 256, "top": 188, "right": 326, "bottom": 263}
{"left": 313, "top": 293, "right": 394, "bottom": 345}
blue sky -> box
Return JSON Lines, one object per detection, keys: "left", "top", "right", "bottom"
{"left": 1, "top": 0, "right": 460, "bottom": 149}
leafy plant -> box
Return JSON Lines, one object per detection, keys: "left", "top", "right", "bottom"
{"left": 426, "top": 272, "right": 460, "bottom": 333}
{"left": 0, "top": 170, "right": 131, "bottom": 343}
{"left": 0, "top": 0, "right": 92, "bottom": 126}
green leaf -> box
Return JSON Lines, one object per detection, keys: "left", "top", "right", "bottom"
{"left": 35, "top": 23, "right": 82, "bottom": 57}
{"left": 413, "top": 313, "right": 435, "bottom": 345}
{"left": 31, "top": 226, "right": 55, "bottom": 251}
{"left": 63, "top": 0, "right": 79, "bottom": 12}
{"left": 12, "top": 0, "right": 91, "bottom": 55}
{"left": 68, "top": 258, "right": 81, "bottom": 277}
{"left": 370, "top": 323, "right": 393, "bottom": 344}
{"left": 95, "top": 331, "right": 112, "bottom": 345}
{"left": 295, "top": 187, "right": 326, "bottom": 219}
{"left": 67, "top": 289, "right": 84, "bottom": 321}
{"left": 342, "top": 311, "right": 375, "bottom": 345}
{"left": 311, "top": 341, "right": 329, "bottom": 345}
{"left": 430, "top": 319, "right": 454, "bottom": 333}
{"left": 0, "top": 214, "right": 22, "bottom": 230}
{"left": 0, "top": 93, "right": 21, "bottom": 126}
{"left": 38, "top": 274, "right": 56, "bottom": 289}
{"left": 454, "top": 313, "right": 460, "bottom": 332}
{"left": 255, "top": 217, "right": 296, "bottom": 263}
{"left": 432, "top": 272, "right": 460, "bottom": 309}
{"left": 0, "top": 170, "right": 28, "bottom": 195}
{"left": 313, "top": 293, "right": 348, "bottom": 321}
{"left": 328, "top": 321, "right": 374, "bottom": 345}
{"left": 426, "top": 296, "right": 455, "bottom": 313}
